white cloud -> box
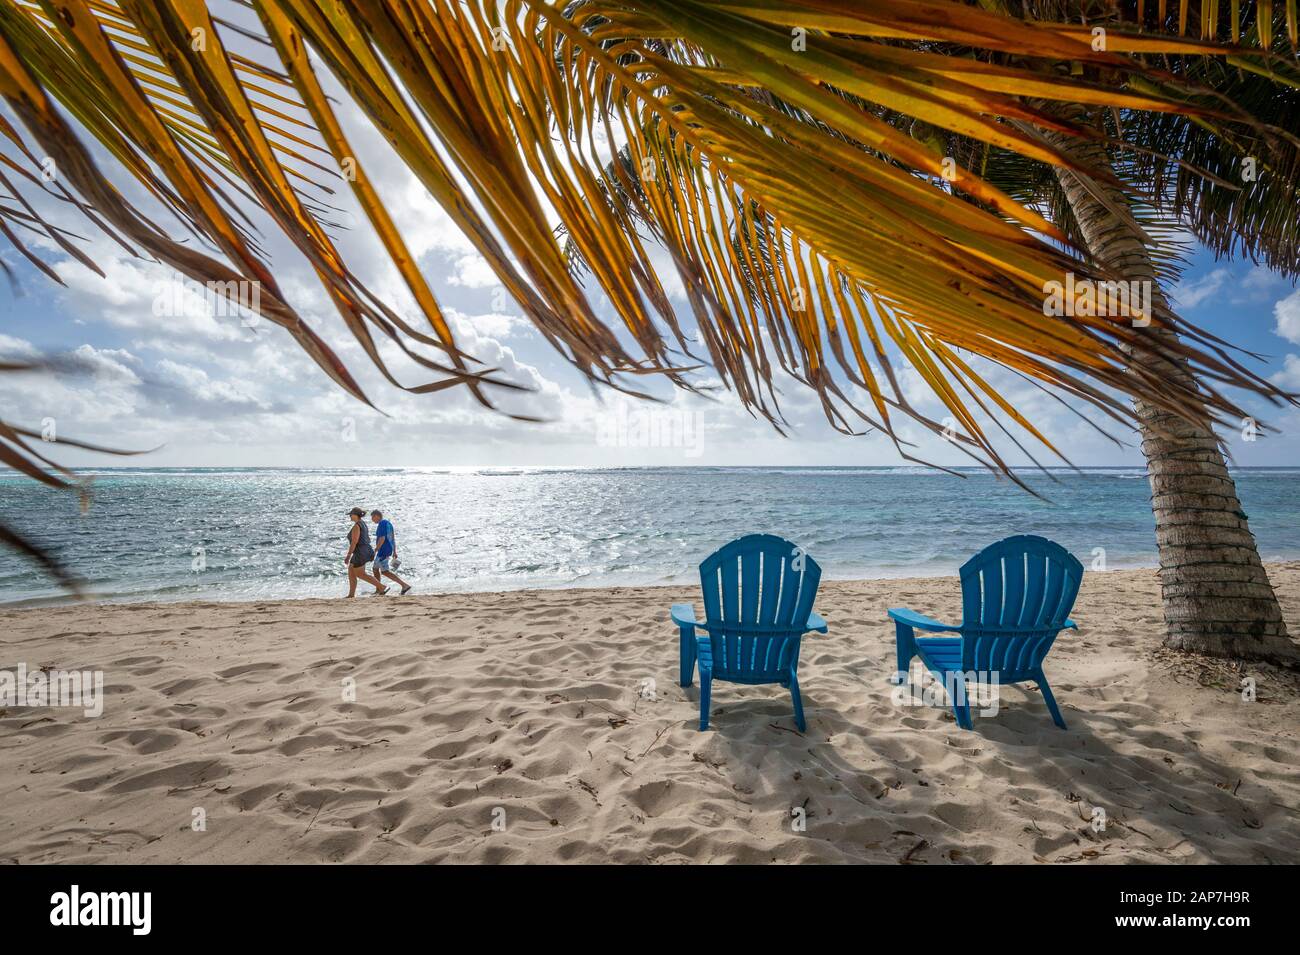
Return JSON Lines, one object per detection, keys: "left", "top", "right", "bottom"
{"left": 449, "top": 308, "right": 528, "bottom": 339}
{"left": 0, "top": 333, "right": 37, "bottom": 359}
{"left": 1274, "top": 288, "right": 1300, "bottom": 346}
{"left": 154, "top": 358, "right": 266, "bottom": 410}
{"left": 445, "top": 253, "right": 499, "bottom": 289}
{"left": 1172, "top": 268, "right": 1228, "bottom": 309}
{"left": 1271, "top": 353, "right": 1300, "bottom": 392}
{"left": 1243, "top": 267, "right": 1284, "bottom": 292}
{"left": 0, "top": 345, "right": 144, "bottom": 436}
{"left": 54, "top": 257, "right": 247, "bottom": 343}
{"left": 68, "top": 344, "right": 141, "bottom": 384}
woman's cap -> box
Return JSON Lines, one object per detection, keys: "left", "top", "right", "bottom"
{"left": 348, "top": 507, "right": 365, "bottom": 518}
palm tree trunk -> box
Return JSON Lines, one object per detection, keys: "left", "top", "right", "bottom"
{"left": 1045, "top": 121, "right": 1298, "bottom": 664}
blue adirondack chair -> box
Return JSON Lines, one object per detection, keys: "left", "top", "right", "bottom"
{"left": 888, "top": 535, "right": 1082, "bottom": 730}
{"left": 671, "top": 534, "right": 827, "bottom": 732}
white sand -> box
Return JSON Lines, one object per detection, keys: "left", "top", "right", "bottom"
{"left": 1, "top": 564, "right": 1298, "bottom": 864}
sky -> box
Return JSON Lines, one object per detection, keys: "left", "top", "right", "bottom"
{"left": 2, "top": 37, "right": 1299, "bottom": 474}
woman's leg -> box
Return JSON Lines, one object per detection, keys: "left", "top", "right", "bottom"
{"left": 354, "top": 565, "right": 386, "bottom": 593}
{"left": 347, "top": 564, "right": 359, "bottom": 597}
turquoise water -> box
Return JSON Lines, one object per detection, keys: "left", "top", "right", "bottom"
{"left": 2, "top": 466, "right": 1299, "bottom": 605}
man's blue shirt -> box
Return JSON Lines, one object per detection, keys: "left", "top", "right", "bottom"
{"left": 375, "top": 519, "right": 394, "bottom": 559}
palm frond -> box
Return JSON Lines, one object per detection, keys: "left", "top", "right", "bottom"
{"left": 0, "top": 357, "right": 154, "bottom": 593}
{"left": 1006, "top": 1, "right": 1300, "bottom": 271}
{"left": 0, "top": 0, "right": 1295, "bottom": 490}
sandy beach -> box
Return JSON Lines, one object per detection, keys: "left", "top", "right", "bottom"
{"left": 2, "top": 564, "right": 1298, "bottom": 865}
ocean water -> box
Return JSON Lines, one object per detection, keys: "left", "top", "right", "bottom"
{"left": 2, "top": 466, "right": 1299, "bottom": 606}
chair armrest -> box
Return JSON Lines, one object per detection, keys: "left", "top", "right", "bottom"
{"left": 671, "top": 603, "right": 698, "bottom": 629}
{"left": 806, "top": 611, "right": 828, "bottom": 634}
{"left": 1063, "top": 618, "right": 1078, "bottom": 630}
{"left": 887, "top": 607, "right": 960, "bottom": 633}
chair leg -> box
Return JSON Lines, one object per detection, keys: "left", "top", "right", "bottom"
{"left": 789, "top": 673, "right": 806, "bottom": 733}
{"left": 1035, "top": 671, "right": 1067, "bottom": 729}
{"left": 698, "top": 674, "right": 712, "bottom": 730}
{"left": 955, "top": 701, "right": 973, "bottom": 730}
{"left": 892, "top": 622, "right": 916, "bottom": 684}
{"left": 679, "top": 625, "right": 696, "bottom": 686}
{"left": 950, "top": 674, "right": 973, "bottom": 730}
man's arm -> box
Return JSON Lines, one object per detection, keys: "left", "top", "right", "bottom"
{"left": 375, "top": 532, "right": 387, "bottom": 556}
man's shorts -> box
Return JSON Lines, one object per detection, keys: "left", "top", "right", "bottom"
{"left": 373, "top": 556, "right": 391, "bottom": 572}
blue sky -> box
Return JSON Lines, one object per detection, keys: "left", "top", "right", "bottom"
{"left": 2, "top": 85, "right": 1299, "bottom": 473}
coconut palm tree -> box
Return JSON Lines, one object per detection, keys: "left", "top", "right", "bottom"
{"left": 563, "top": 0, "right": 1300, "bottom": 662}
{"left": 0, "top": 0, "right": 1296, "bottom": 642}
{"left": 881, "top": 0, "right": 1300, "bottom": 661}
{"left": 1044, "top": 110, "right": 1297, "bottom": 664}
{"left": 1046, "top": 1, "right": 1299, "bottom": 662}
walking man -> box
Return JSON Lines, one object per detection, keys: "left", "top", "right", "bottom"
{"left": 370, "top": 510, "right": 412, "bottom": 595}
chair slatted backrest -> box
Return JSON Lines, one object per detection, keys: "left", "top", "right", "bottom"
{"left": 958, "top": 535, "right": 1083, "bottom": 674}
{"left": 699, "top": 534, "right": 821, "bottom": 681}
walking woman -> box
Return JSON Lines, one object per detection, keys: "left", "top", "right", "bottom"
{"left": 344, "top": 507, "right": 388, "bottom": 597}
